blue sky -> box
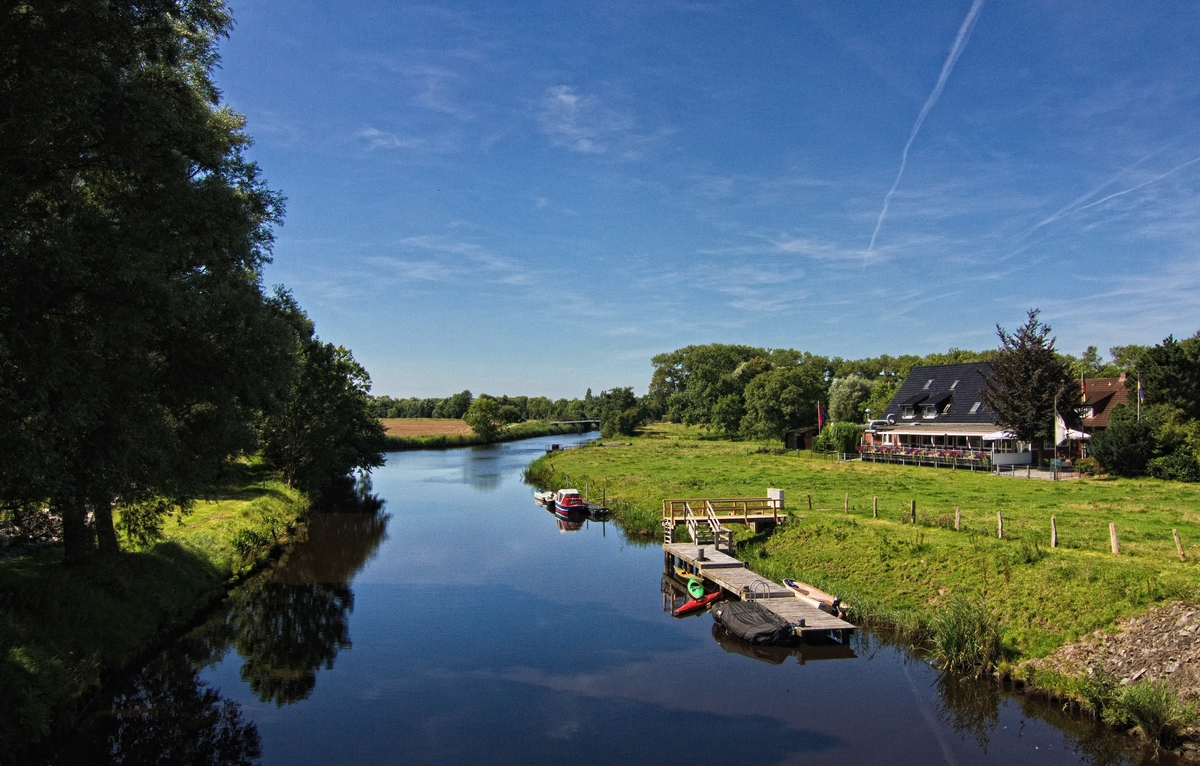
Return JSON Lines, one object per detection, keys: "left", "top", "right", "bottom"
{"left": 216, "top": 1, "right": 1200, "bottom": 398}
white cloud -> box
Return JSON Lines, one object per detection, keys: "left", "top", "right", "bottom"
{"left": 537, "top": 85, "right": 652, "bottom": 158}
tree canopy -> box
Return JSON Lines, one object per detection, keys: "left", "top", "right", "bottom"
{"left": 981, "top": 310, "right": 1080, "bottom": 445}
{"left": 0, "top": 1, "right": 383, "bottom": 564}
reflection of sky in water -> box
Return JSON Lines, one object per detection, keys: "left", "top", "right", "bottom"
{"left": 52, "top": 432, "right": 1151, "bottom": 765}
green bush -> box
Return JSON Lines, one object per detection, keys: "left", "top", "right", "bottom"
{"left": 1103, "top": 679, "right": 1198, "bottom": 746}
{"left": 930, "top": 596, "right": 1002, "bottom": 677}
{"left": 813, "top": 422, "right": 863, "bottom": 454}
{"left": 1147, "top": 446, "right": 1200, "bottom": 482}
{"left": 1090, "top": 410, "right": 1155, "bottom": 475}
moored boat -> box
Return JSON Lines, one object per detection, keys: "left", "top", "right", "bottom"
{"left": 553, "top": 488, "right": 586, "bottom": 514}
{"left": 533, "top": 490, "right": 555, "bottom": 506}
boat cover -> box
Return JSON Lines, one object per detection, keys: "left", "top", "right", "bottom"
{"left": 711, "top": 600, "right": 796, "bottom": 645}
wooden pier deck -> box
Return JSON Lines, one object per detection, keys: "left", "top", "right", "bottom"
{"left": 664, "top": 542, "right": 855, "bottom": 639}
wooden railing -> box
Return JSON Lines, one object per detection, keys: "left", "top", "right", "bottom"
{"left": 662, "top": 497, "right": 783, "bottom": 525}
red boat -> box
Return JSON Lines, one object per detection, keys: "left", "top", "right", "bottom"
{"left": 553, "top": 489, "right": 586, "bottom": 514}
{"left": 672, "top": 590, "right": 722, "bottom": 617}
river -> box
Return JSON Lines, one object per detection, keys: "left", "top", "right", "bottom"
{"left": 46, "top": 433, "right": 1172, "bottom": 765}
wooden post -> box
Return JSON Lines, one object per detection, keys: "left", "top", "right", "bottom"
{"left": 873, "top": 496, "right": 878, "bottom": 519}
{"left": 1110, "top": 523, "right": 1119, "bottom": 554}
{"left": 1051, "top": 516, "right": 1058, "bottom": 548}
{"left": 954, "top": 506, "right": 961, "bottom": 531}
{"left": 844, "top": 493, "right": 849, "bottom": 513}
{"left": 910, "top": 500, "right": 916, "bottom": 524}
{"left": 807, "top": 494, "right": 812, "bottom": 510}
{"left": 1174, "top": 529, "right": 1187, "bottom": 562}
{"left": 997, "top": 511, "right": 1003, "bottom": 539}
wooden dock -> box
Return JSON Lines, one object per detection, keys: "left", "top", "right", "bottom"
{"left": 664, "top": 542, "right": 855, "bottom": 640}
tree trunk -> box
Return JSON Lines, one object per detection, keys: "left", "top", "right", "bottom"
{"left": 60, "top": 497, "right": 94, "bottom": 566}
{"left": 93, "top": 496, "right": 120, "bottom": 558}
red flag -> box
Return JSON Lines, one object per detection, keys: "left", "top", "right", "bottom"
{"left": 817, "top": 401, "right": 826, "bottom": 429}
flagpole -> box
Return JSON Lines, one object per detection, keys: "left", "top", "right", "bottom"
{"left": 1137, "top": 373, "right": 1142, "bottom": 422}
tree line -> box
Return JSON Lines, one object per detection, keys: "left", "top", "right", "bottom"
{"left": 0, "top": 1, "right": 385, "bottom": 566}
{"left": 373, "top": 387, "right": 644, "bottom": 438}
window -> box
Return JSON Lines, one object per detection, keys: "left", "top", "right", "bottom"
{"left": 922, "top": 404, "right": 938, "bottom": 419}
{"left": 970, "top": 401, "right": 981, "bottom": 413}
{"left": 950, "top": 379, "right": 959, "bottom": 389}
{"left": 901, "top": 405, "right": 915, "bottom": 419}
{"left": 923, "top": 379, "right": 933, "bottom": 389}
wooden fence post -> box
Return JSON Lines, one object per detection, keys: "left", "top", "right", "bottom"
{"left": 844, "top": 493, "right": 849, "bottom": 513}
{"left": 910, "top": 500, "right": 916, "bottom": 524}
{"left": 1051, "top": 516, "right": 1057, "bottom": 548}
{"left": 1110, "top": 523, "right": 1119, "bottom": 555}
{"left": 954, "top": 506, "right": 960, "bottom": 531}
{"left": 873, "top": 496, "right": 878, "bottom": 519}
{"left": 807, "top": 494, "right": 812, "bottom": 510}
{"left": 1174, "top": 529, "right": 1187, "bottom": 562}
{"left": 997, "top": 511, "right": 1004, "bottom": 539}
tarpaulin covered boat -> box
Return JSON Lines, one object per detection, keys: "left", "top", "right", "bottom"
{"left": 712, "top": 600, "right": 796, "bottom": 645}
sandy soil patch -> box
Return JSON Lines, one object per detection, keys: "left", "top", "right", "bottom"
{"left": 381, "top": 418, "right": 473, "bottom": 437}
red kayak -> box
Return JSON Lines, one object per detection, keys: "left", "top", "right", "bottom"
{"left": 672, "top": 590, "right": 722, "bottom": 617}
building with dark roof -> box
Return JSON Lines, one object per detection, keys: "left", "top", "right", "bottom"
{"left": 1080, "top": 374, "right": 1130, "bottom": 430}
{"left": 861, "top": 362, "right": 1033, "bottom": 468}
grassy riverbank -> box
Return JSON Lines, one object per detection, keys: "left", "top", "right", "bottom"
{"left": 526, "top": 424, "right": 1200, "bottom": 662}
{"left": 385, "top": 420, "right": 593, "bottom": 450}
{"left": 0, "top": 464, "right": 308, "bottom": 752}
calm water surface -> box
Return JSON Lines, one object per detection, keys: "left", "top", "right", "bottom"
{"left": 51, "top": 434, "right": 1172, "bottom": 765}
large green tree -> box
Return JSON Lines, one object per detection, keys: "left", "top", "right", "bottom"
{"left": 260, "top": 296, "right": 386, "bottom": 497}
{"left": 0, "top": 0, "right": 296, "bottom": 564}
{"left": 1139, "top": 332, "right": 1200, "bottom": 420}
{"left": 740, "top": 359, "right": 828, "bottom": 439}
{"left": 980, "top": 310, "right": 1081, "bottom": 448}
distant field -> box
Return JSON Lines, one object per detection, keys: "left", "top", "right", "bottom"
{"left": 381, "top": 418, "right": 473, "bottom": 437}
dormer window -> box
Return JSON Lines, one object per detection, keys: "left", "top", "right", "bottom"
{"left": 921, "top": 404, "right": 938, "bottom": 419}
{"left": 923, "top": 379, "right": 933, "bottom": 389}
{"left": 901, "top": 405, "right": 915, "bottom": 419}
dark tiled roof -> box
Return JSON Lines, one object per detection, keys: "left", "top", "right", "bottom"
{"left": 879, "top": 362, "right": 996, "bottom": 425}
{"left": 1081, "top": 376, "right": 1129, "bottom": 429}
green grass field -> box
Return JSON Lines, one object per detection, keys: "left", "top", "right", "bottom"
{"left": 527, "top": 424, "right": 1200, "bottom": 662}
{"left": 0, "top": 465, "right": 308, "bottom": 752}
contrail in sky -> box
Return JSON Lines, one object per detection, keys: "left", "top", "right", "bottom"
{"left": 1033, "top": 153, "right": 1200, "bottom": 230}
{"left": 866, "top": 0, "right": 985, "bottom": 259}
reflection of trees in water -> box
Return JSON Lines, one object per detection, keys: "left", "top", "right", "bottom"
{"left": 218, "top": 509, "right": 389, "bottom": 706}
{"left": 48, "top": 637, "right": 260, "bottom": 765}
{"left": 226, "top": 582, "right": 353, "bottom": 706}
{"left": 934, "top": 672, "right": 1000, "bottom": 752}
{"left": 462, "top": 450, "right": 503, "bottom": 491}
{"left": 46, "top": 507, "right": 390, "bottom": 761}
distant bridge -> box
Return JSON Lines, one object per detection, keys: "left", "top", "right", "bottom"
{"left": 549, "top": 419, "right": 600, "bottom": 425}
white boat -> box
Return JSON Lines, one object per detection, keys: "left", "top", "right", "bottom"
{"left": 533, "top": 490, "right": 555, "bottom": 505}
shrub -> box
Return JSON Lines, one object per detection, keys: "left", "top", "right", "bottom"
{"left": 1090, "top": 411, "right": 1155, "bottom": 475}
{"left": 930, "top": 597, "right": 1002, "bottom": 677}
{"left": 1146, "top": 446, "right": 1200, "bottom": 482}
{"left": 1103, "top": 679, "right": 1198, "bottom": 746}
{"left": 1074, "top": 456, "right": 1097, "bottom": 475}
{"left": 813, "top": 422, "right": 863, "bottom": 454}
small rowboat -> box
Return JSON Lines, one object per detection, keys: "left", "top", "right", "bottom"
{"left": 783, "top": 579, "right": 842, "bottom": 616}
{"left": 533, "top": 491, "right": 555, "bottom": 505}
{"left": 672, "top": 590, "right": 722, "bottom": 617}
